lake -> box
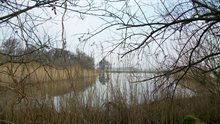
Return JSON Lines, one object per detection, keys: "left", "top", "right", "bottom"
{"left": 0, "top": 72, "right": 193, "bottom": 111}
{"left": 51, "top": 72, "right": 193, "bottom": 110}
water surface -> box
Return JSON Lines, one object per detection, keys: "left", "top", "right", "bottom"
{"left": 0, "top": 72, "right": 193, "bottom": 111}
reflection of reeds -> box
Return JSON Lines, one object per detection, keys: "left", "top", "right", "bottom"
{"left": 0, "top": 66, "right": 219, "bottom": 124}
{"left": 1, "top": 78, "right": 220, "bottom": 124}
{"left": 171, "top": 68, "right": 219, "bottom": 95}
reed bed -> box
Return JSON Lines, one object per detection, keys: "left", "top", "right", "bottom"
{"left": 0, "top": 62, "right": 96, "bottom": 84}
{"left": 0, "top": 65, "right": 220, "bottom": 124}
{"left": 0, "top": 80, "right": 220, "bottom": 124}
{"left": 1, "top": 94, "right": 220, "bottom": 124}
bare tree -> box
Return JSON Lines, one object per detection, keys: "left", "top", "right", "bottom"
{"left": 74, "top": 0, "right": 220, "bottom": 95}
{"left": 1, "top": 0, "right": 220, "bottom": 96}
{"left": 1, "top": 38, "right": 21, "bottom": 55}
{"left": 119, "top": 0, "right": 220, "bottom": 95}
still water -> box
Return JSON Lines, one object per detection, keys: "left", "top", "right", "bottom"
{"left": 52, "top": 73, "right": 193, "bottom": 110}
{"left": 0, "top": 73, "right": 193, "bottom": 111}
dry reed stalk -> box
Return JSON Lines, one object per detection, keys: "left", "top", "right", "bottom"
{"left": 0, "top": 63, "right": 97, "bottom": 84}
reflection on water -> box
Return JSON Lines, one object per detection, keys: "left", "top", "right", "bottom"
{"left": 0, "top": 73, "right": 193, "bottom": 111}
{"left": 99, "top": 72, "right": 110, "bottom": 85}
{"left": 53, "top": 96, "right": 61, "bottom": 111}
{"left": 52, "top": 73, "right": 193, "bottom": 110}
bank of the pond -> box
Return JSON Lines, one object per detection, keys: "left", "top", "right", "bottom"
{"left": 0, "top": 76, "right": 97, "bottom": 120}
{"left": 0, "top": 62, "right": 97, "bottom": 84}
{"left": 1, "top": 93, "right": 219, "bottom": 124}
{"left": 0, "top": 72, "right": 220, "bottom": 124}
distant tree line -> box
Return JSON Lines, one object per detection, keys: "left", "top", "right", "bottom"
{"left": 0, "top": 38, "right": 95, "bottom": 69}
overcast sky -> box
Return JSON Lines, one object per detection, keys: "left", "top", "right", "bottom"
{"left": 0, "top": 0, "right": 170, "bottom": 69}
{"left": 57, "top": 0, "right": 161, "bottom": 69}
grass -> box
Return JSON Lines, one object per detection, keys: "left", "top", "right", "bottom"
{"left": 1, "top": 80, "right": 220, "bottom": 124}
{"left": 0, "top": 62, "right": 96, "bottom": 84}
{"left": 0, "top": 65, "right": 220, "bottom": 124}
{"left": 1, "top": 92, "right": 220, "bottom": 124}
{"left": 182, "top": 115, "right": 205, "bottom": 124}
{"left": 171, "top": 67, "right": 219, "bottom": 95}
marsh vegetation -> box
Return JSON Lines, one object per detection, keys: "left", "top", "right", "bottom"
{"left": 0, "top": 70, "right": 220, "bottom": 124}
{"left": 1, "top": 0, "right": 220, "bottom": 123}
